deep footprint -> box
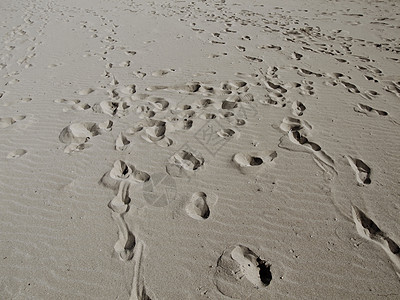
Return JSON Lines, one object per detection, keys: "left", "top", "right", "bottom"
{"left": 186, "top": 192, "right": 210, "bottom": 220}
{"left": 352, "top": 206, "right": 400, "bottom": 271}
{"left": 346, "top": 156, "right": 371, "bottom": 185}
{"left": 166, "top": 150, "right": 204, "bottom": 177}
{"left": 232, "top": 151, "right": 277, "bottom": 174}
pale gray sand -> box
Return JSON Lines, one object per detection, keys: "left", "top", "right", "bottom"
{"left": 1, "top": 0, "right": 399, "bottom": 299}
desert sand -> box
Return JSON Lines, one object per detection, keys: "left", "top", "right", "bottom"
{"left": 1, "top": 0, "right": 399, "bottom": 299}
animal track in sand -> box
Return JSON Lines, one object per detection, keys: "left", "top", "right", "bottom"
{"left": 6, "top": 149, "right": 27, "bottom": 159}
{"left": 346, "top": 156, "right": 371, "bottom": 185}
{"left": 354, "top": 103, "right": 388, "bottom": 116}
{"left": 0, "top": 115, "right": 26, "bottom": 129}
{"left": 59, "top": 120, "right": 113, "bottom": 153}
{"left": 214, "top": 245, "right": 272, "bottom": 297}
{"left": 186, "top": 192, "right": 210, "bottom": 220}
{"left": 352, "top": 206, "right": 400, "bottom": 273}
{"left": 166, "top": 150, "right": 204, "bottom": 177}
{"left": 232, "top": 151, "right": 277, "bottom": 175}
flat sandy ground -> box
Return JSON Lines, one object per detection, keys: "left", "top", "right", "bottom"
{"left": 1, "top": 0, "right": 399, "bottom": 299}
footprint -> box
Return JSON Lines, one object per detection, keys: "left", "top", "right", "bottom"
{"left": 152, "top": 68, "right": 175, "bottom": 77}
{"left": 217, "top": 128, "right": 236, "bottom": 138}
{"left": 259, "top": 94, "right": 286, "bottom": 108}
{"left": 166, "top": 150, "right": 204, "bottom": 177}
{"left": 354, "top": 103, "right": 388, "bottom": 116}
{"left": 54, "top": 98, "right": 81, "bottom": 105}
{"left": 384, "top": 81, "right": 400, "bottom": 98}
{"left": 346, "top": 156, "right": 371, "bottom": 185}
{"left": 352, "top": 206, "right": 400, "bottom": 272}
{"left": 243, "top": 55, "right": 263, "bottom": 63}
{"left": 140, "top": 120, "right": 172, "bottom": 147}
{"left": 259, "top": 44, "right": 282, "bottom": 51}
{"left": 148, "top": 97, "right": 169, "bottom": 111}
{"left": 214, "top": 245, "right": 272, "bottom": 297}
{"left": 119, "top": 60, "right": 131, "bottom": 67}
{"left": 263, "top": 81, "right": 287, "bottom": 94}
{"left": 186, "top": 192, "right": 210, "bottom": 220}
{"left": 92, "top": 100, "right": 130, "bottom": 117}
{"left": 232, "top": 151, "right": 277, "bottom": 174}
{"left": 279, "top": 116, "right": 312, "bottom": 135}
{"left": 125, "top": 50, "right": 136, "bottom": 56}
{"left": 78, "top": 88, "right": 95, "bottom": 95}
{"left": 115, "top": 132, "right": 130, "bottom": 151}
{"left": 108, "top": 181, "right": 131, "bottom": 214}
{"left": 100, "top": 160, "right": 150, "bottom": 192}
{"left": 291, "top": 100, "right": 306, "bottom": 116}
{"left": 133, "top": 70, "right": 146, "bottom": 78}
{"left": 6, "top": 149, "right": 27, "bottom": 159}
{"left": 0, "top": 115, "right": 26, "bottom": 129}
{"left": 221, "top": 100, "right": 238, "bottom": 110}
{"left": 281, "top": 129, "right": 336, "bottom": 176}
{"left": 59, "top": 120, "right": 113, "bottom": 153}
{"left": 70, "top": 103, "right": 91, "bottom": 111}
{"left": 113, "top": 212, "right": 136, "bottom": 261}
{"left": 231, "top": 245, "right": 272, "bottom": 288}
{"left": 340, "top": 81, "right": 360, "bottom": 93}
{"left": 292, "top": 52, "right": 303, "bottom": 60}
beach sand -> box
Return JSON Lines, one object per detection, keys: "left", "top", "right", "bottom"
{"left": 1, "top": 0, "right": 399, "bottom": 299}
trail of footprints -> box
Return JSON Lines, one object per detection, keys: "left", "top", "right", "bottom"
{"left": 50, "top": 1, "right": 400, "bottom": 297}
{"left": 55, "top": 66, "right": 394, "bottom": 297}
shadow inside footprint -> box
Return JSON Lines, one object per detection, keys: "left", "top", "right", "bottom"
{"left": 352, "top": 206, "right": 400, "bottom": 271}
{"left": 346, "top": 156, "right": 371, "bottom": 185}
{"left": 231, "top": 245, "right": 272, "bottom": 288}
{"left": 186, "top": 192, "right": 210, "bottom": 220}
{"left": 214, "top": 244, "right": 272, "bottom": 297}
{"left": 232, "top": 151, "right": 277, "bottom": 174}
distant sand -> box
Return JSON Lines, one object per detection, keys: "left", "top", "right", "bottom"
{"left": 1, "top": 0, "right": 399, "bottom": 299}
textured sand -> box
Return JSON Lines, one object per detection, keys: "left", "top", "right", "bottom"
{"left": 1, "top": 0, "right": 399, "bottom": 299}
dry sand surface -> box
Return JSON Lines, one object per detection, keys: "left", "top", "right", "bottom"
{"left": 1, "top": 0, "right": 400, "bottom": 299}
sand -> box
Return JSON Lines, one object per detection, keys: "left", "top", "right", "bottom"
{"left": 1, "top": 0, "right": 399, "bottom": 299}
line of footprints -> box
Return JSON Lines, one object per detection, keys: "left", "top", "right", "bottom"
{"left": 55, "top": 68, "right": 397, "bottom": 295}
